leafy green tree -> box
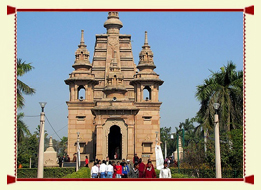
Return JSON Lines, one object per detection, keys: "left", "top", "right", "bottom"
{"left": 17, "top": 58, "right": 35, "bottom": 109}
{"left": 17, "top": 134, "right": 39, "bottom": 168}
{"left": 17, "top": 112, "right": 31, "bottom": 143}
{"left": 195, "top": 61, "right": 243, "bottom": 132}
{"left": 58, "top": 137, "right": 68, "bottom": 157}
{"left": 160, "top": 127, "right": 173, "bottom": 158}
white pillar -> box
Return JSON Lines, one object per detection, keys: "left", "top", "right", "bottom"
{"left": 76, "top": 132, "right": 80, "bottom": 172}
{"left": 37, "top": 111, "right": 45, "bottom": 178}
{"left": 214, "top": 114, "right": 222, "bottom": 178}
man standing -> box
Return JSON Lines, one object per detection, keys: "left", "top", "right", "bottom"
{"left": 126, "top": 160, "right": 132, "bottom": 171}
{"left": 100, "top": 160, "right": 107, "bottom": 178}
{"left": 106, "top": 161, "right": 114, "bottom": 178}
{"left": 91, "top": 162, "right": 99, "bottom": 178}
{"left": 159, "top": 162, "right": 171, "bottom": 178}
{"left": 58, "top": 156, "right": 63, "bottom": 167}
{"left": 133, "top": 154, "right": 139, "bottom": 164}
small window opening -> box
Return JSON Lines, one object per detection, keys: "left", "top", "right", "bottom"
{"left": 78, "top": 85, "right": 85, "bottom": 100}
{"left": 143, "top": 86, "right": 151, "bottom": 100}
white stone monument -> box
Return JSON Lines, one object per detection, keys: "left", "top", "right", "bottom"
{"left": 44, "top": 136, "right": 59, "bottom": 167}
{"left": 173, "top": 136, "right": 183, "bottom": 161}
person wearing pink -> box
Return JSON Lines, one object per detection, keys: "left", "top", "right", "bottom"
{"left": 115, "top": 161, "right": 122, "bottom": 178}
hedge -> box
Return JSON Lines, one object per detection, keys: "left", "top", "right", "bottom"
{"left": 169, "top": 168, "right": 243, "bottom": 178}
{"left": 17, "top": 167, "right": 75, "bottom": 178}
{"left": 63, "top": 167, "right": 91, "bottom": 178}
{"left": 156, "top": 168, "right": 242, "bottom": 178}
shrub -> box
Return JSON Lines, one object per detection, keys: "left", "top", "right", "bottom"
{"left": 155, "top": 169, "right": 160, "bottom": 178}
{"left": 172, "top": 173, "right": 191, "bottom": 178}
{"left": 17, "top": 167, "right": 75, "bottom": 178}
{"left": 63, "top": 167, "right": 91, "bottom": 178}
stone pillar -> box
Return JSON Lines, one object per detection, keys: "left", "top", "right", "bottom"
{"left": 96, "top": 124, "right": 103, "bottom": 160}
{"left": 127, "top": 123, "right": 134, "bottom": 160}
{"left": 74, "top": 84, "right": 78, "bottom": 100}
{"left": 137, "top": 84, "right": 141, "bottom": 102}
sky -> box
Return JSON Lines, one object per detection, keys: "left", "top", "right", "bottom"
{"left": 17, "top": 11, "right": 243, "bottom": 140}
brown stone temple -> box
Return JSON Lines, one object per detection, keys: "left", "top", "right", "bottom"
{"left": 65, "top": 12, "right": 164, "bottom": 163}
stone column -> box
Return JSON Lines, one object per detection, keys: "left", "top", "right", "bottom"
{"left": 127, "top": 124, "right": 134, "bottom": 161}
{"left": 137, "top": 84, "right": 141, "bottom": 102}
{"left": 96, "top": 124, "right": 103, "bottom": 160}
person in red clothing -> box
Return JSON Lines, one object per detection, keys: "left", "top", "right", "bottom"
{"left": 138, "top": 158, "right": 145, "bottom": 178}
{"left": 115, "top": 161, "right": 123, "bottom": 178}
{"left": 85, "top": 156, "right": 89, "bottom": 167}
{"left": 133, "top": 154, "right": 139, "bottom": 164}
{"left": 143, "top": 158, "right": 154, "bottom": 174}
{"left": 112, "top": 161, "right": 116, "bottom": 178}
{"left": 144, "top": 161, "right": 156, "bottom": 178}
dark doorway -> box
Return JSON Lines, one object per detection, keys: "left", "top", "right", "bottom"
{"left": 108, "top": 125, "right": 122, "bottom": 160}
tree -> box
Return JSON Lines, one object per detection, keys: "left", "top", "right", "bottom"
{"left": 58, "top": 137, "right": 68, "bottom": 157}
{"left": 17, "top": 134, "right": 39, "bottom": 168}
{"left": 17, "top": 112, "right": 31, "bottom": 143}
{"left": 17, "top": 58, "right": 35, "bottom": 109}
{"left": 195, "top": 61, "right": 243, "bottom": 132}
{"left": 160, "top": 127, "right": 173, "bottom": 158}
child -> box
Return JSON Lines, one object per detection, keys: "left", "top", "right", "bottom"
{"left": 115, "top": 161, "right": 122, "bottom": 178}
{"left": 122, "top": 162, "right": 129, "bottom": 178}
{"left": 159, "top": 162, "right": 171, "bottom": 178}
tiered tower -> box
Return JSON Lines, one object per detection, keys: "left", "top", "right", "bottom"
{"left": 65, "top": 12, "right": 164, "bottom": 163}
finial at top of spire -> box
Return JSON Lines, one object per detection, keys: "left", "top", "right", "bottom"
{"left": 49, "top": 136, "right": 53, "bottom": 148}
{"left": 80, "top": 30, "right": 84, "bottom": 45}
{"left": 108, "top": 12, "right": 119, "bottom": 19}
{"left": 104, "top": 12, "right": 123, "bottom": 34}
{"left": 144, "top": 31, "right": 148, "bottom": 45}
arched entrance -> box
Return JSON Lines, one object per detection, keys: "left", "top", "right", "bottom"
{"left": 108, "top": 125, "right": 122, "bottom": 160}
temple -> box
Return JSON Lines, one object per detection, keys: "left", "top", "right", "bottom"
{"left": 65, "top": 12, "right": 164, "bottom": 163}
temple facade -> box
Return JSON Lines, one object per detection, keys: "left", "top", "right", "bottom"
{"left": 65, "top": 12, "right": 164, "bottom": 163}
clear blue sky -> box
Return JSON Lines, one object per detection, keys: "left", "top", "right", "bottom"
{"left": 17, "top": 12, "right": 243, "bottom": 140}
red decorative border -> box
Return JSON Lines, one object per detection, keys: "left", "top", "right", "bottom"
{"left": 7, "top": 5, "right": 254, "bottom": 185}
{"left": 243, "top": 13, "right": 246, "bottom": 178}
{"left": 14, "top": 13, "right": 18, "bottom": 178}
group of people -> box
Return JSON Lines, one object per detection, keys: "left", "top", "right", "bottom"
{"left": 90, "top": 154, "right": 171, "bottom": 178}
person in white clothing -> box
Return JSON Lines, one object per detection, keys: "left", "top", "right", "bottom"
{"left": 100, "top": 160, "right": 107, "bottom": 178}
{"left": 106, "top": 161, "right": 114, "bottom": 178}
{"left": 159, "top": 162, "right": 171, "bottom": 178}
{"left": 91, "top": 162, "right": 99, "bottom": 178}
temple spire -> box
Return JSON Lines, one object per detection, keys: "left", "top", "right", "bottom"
{"left": 144, "top": 31, "right": 148, "bottom": 45}
{"left": 80, "top": 30, "right": 85, "bottom": 45}
{"left": 49, "top": 136, "right": 53, "bottom": 148}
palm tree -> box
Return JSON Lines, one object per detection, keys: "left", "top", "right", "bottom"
{"left": 17, "top": 58, "right": 35, "bottom": 109}
{"left": 17, "top": 112, "right": 31, "bottom": 143}
{"left": 195, "top": 61, "right": 243, "bottom": 132}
